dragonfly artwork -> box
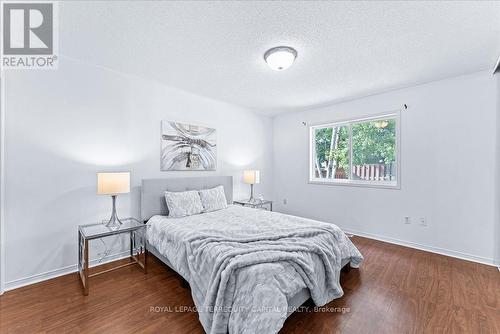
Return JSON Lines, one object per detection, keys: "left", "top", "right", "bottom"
{"left": 161, "top": 121, "right": 217, "bottom": 171}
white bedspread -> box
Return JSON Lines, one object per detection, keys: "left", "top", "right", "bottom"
{"left": 147, "top": 205, "right": 363, "bottom": 334}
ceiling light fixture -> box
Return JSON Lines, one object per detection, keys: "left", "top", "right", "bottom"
{"left": 264, "top": 46, "right": 297, "bottom": 71}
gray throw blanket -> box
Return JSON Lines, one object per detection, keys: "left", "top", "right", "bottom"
{"left": 147, "top": 206, "right": 363, "bottom": 334}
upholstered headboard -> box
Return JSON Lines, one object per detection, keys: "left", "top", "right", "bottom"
{"left": 140, "top": 176, "right": 233, "bottom": 222}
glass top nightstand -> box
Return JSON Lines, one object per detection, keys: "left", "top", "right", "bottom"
{"left": 78, "top": 218, "right": 147, "bottom": 295}
{"left": 233, "top": 199, "right": 273, "bottom": 211}
{"left": 79, "top": 218, "right": 144, "bottom": 240}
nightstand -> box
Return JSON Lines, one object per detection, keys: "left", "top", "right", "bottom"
{"left": 78, "top": 218, "right": 147, "bottom": 295}
{"left": 233, "top": 199, "right": 273, "bottom": 211}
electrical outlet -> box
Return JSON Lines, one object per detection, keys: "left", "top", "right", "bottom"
{"left": 283, "top": 198, "right": 287, "bottom": 205}
{"left": 418, "top": 217, "right": 427, "bottom": 226}
{"left": 404, "top": 216, "right": 411, "bottom": 224}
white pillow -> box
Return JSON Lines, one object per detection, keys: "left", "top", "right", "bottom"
{"left": 199, "top": 185, "right": 228, "bottom": 213}
{"left": 164, "top": 190, "right": 204, "bottom": 218}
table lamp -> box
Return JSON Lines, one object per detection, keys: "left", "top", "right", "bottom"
{"left": 243, "top": 170, "right": 260, "bottom": 203}
{"left": 97, "top": 172, "right": 130, "bottom": 227}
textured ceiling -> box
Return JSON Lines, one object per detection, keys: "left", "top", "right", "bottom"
{"left": 60, "top": 1, "right": 500, "bottom": 115}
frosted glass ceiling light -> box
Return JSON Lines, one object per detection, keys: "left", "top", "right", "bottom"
{"left": 264, "top": 46, "right": 297, "bottom": 71}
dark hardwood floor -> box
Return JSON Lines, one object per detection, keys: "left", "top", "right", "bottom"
{"left": 1, "top": 236, "right": 499, "bottom": 333}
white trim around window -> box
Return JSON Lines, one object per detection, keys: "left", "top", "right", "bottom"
{"left": 308, "top": 111, "right": 401, "bottom": 189}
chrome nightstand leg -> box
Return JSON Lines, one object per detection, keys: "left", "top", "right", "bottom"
{"left": 130, "top": 231, "right": 134, "bottom": 259}
{"left": 78, "top": 230, "right": 89, "bottom": 295}
{"left": 143, "top": 229, "right": 148, "bottom": 274}
{"left": 130, "top": 230, "right": 147, "bottom": 274}
{"left": 78, "top": 230, "right": 81, "bottom": 273}
{"left": 83, "top": 239, "right": 89, "bottom": 295}
{"left": 78, "top": 231, "right": 82, "bottom": 287}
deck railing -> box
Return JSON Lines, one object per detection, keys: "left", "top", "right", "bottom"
{"left": 317, "top": 163, "right": 396, "bottom": 181}
{"left": 352, "top": 163, "right": 396, "bottom": 181}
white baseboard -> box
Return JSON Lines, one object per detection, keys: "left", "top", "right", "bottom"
{"left": 3, "top": 250, "right": 130, "bottom": 292}
{"left": 344, "top": 228, "right": 498, "bottom": 267}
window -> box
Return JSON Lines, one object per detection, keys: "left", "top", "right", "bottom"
{"left": 309, "top": 113, "right": 399, "bottom": 188}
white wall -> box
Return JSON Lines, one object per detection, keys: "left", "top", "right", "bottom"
{"left": 273, "top": 71, "right": 498, "bottom": 265}
{"left": 3, "top": 56, "right": 273, "bottom": 288}
{"left": 0, "top": 76, "right": 5, "bottom": 293}
{"left": 495, "top": 73, "right": 500, "bottom": 267}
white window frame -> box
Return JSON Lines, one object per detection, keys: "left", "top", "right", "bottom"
{"left": 308, "top": 111, "right": 401, "bottom": 189}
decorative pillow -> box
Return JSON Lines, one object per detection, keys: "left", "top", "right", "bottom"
{"left": 164, "top": 190, "right": 204, "bottom": 218}
{"left": 199, "top": 185, "right": 228, "bottom": 213}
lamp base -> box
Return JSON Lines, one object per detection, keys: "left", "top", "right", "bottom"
{"left": 248, "top": 197, "right": 260, "bottom": 204}
{"left": 249, "top": 183, "right": 255, "bottom": 203}
{"left": 105, "top": 195, "right": 123, "bottom": 228}
{"left": 106, "top": 213, "right": 122, "bottom": 228}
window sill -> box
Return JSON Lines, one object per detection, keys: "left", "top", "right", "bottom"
{"left": 308, "top": 179, "right": 400, "bottom": 190}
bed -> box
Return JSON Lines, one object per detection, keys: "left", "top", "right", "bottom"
{"left": 141, "top": 176, "right": 363, "bottom": 334}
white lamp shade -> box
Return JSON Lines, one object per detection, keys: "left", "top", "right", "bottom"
{"left": 243, "top": 170, "right": 260, "bottom": 185}
{"left": 97, "top": 172, "right": 130, "bottom": 195}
